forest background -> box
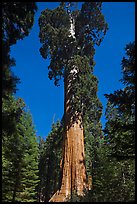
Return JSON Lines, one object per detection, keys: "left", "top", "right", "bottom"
{"left": 2, "top": 1, "right": 135, "bottom": 202}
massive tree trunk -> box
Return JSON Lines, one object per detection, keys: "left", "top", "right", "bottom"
{"left": 49, "top": 69, "right": 88, "bottom": 202}
{"left": 49, "top": 13, "right": 88, "bottom": 202}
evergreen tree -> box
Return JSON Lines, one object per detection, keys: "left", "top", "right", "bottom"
{"left": 16, "top": 111, "right": 39, "bottom": 202}
{"left": 2, "top": 1, "right": 38, "bottom": 158}
{"left": 2, "top": 2, "right": 37, "bottom": 46}
{"left": 2, "top": 98, "right": 39, "bottom": 202}
{"left": 2, "top": 3, "right": 40, "bottom": 202}
{"left": 103, "top": 41, "right": 135, "bottom": 201}
{"left": 39, "top": 2, "right": 108, "bottom": 201}
{"left": 2, "top": 96, "right": 25, "bottom": 202}
{"left": 37, "top": 120, "right": 63, "bottom": 202}
{"left": 2, "top": 2, "right": 37, "bottom": 98}
{"left": 2, "top": 4, "right": 38, "bottom": 201}
{"left": 104, "top": 41, "right": 135, "bottom": 159}
{"left": 82, "top": 41, "right": 135, "bottom": 202}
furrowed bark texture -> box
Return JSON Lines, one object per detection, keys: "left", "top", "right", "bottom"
{"left": 49, "top": 71, "right": 88, "bottom": 202}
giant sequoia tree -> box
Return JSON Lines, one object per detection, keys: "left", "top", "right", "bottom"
{"left": 39, "top": 2, "right": 108, "bottom": 201}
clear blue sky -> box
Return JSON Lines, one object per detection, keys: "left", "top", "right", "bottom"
{"left": 10, "top": 2, "right": 135, "bottom": 139}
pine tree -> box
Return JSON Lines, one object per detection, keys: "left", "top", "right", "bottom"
{"left": 39, "top": 2, "right": 108, "bottom": 201}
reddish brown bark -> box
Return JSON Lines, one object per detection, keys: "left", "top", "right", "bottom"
{"left": 49, "top": 72, "right": 88, "bottom": 202}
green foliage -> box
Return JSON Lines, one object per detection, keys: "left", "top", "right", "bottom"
{"left": 68, "top": 144, "right": 135, "bottom": 202}
{"left": 75, "top": 2, "right": 108, "bottom": 52}
{"left": 2, "top": 4, "right": 39, "bottom": 201}
{"left": 120, "top": 41, "right": 135, "bottom": 86}
{"left": 16, "top": 112, "right": 40, "bottom": 202}
{"left": 2, "top": 43, "right": 20, "bottom": 97}
{"left": 2, "top": 95, "right": 25, "bottom": 136}
{"left": 39, "top": 2, "right": 108, "bottom": 86}
{"left": 100, "top": 41, "right": 135, "bottom": 201}
{"left": 2, "top": 2, "right": 37, "bottom": 46}
{"left": 2, "top": 97, "right": 39, "bottom": 202}
{"left": 104, "top": 41, "right": 135, "bottom": 159}
{"left": 37, "top": 120, "right": 63, "bottom": 202}
{"left": 2, "top": 2, "right": 37, "bottom": 97}
{"left": 39, "top": 4, "right": 70, "bottom": 86}
{"left": 64, "top": 55, "right": 102, "bottom": 126}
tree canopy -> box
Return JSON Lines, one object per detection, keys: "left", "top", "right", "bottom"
{"left": 39, "top": 2, "right": 108, "bottom": 86}
{"left": 2, "top": 2, "right": 37, "bottom": 46}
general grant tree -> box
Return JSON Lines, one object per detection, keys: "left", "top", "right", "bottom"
{"left": 39, "top": 2, "right": 108, "bottom": 201}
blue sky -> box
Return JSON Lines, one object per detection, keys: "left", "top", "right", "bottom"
{"left": 10, "top": 2, "right": 135, "bottom": 139}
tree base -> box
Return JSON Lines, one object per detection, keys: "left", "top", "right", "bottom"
{"left": 48, "top": 190, "right": 69, "bottom": 202}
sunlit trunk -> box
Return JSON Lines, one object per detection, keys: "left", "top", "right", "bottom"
{"left": 49, "top": 69, "right": 87, "bottom": 202}
{"left": 49, "top": 15, "right": 88, "bottom": 202}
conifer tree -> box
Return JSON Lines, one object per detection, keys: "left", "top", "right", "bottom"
{"left": 16, "top": 111, "right": 39, "bottom": 202}
{"left": 2, "top": 3, "right": 39, "bottom": 202}
{"left": 2, "top": 2, "right": 37, "bottom": 98}
{"left": 2, "top": 4, "right": 38, "bottom": 201}
{"left": 38, "top": 121, "right": 63, "bottom": 202}
{"left": 104, "top": 41, "right": 135, "bottom": 159}
{"left": 2, "top": 96, "right": 26, "bottom": 202}
{"left": 39, "top": 2, "right": 108, "bottom": 201}
{"left": 103, "top": 41, "right": 135, "bottom": 201}
{"left": 80, "top": 41, "right": 135, "bottom": 202}
{"left": 2, "top": 97, "right": 39, "bottom": 202}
